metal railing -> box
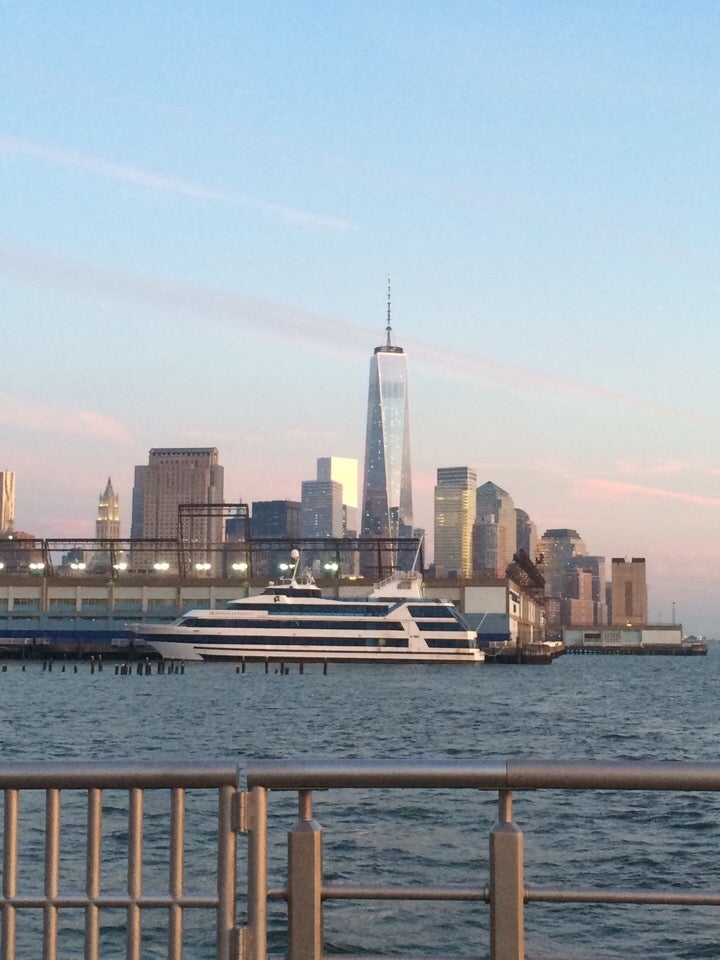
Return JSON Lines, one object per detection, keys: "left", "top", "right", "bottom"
{"left": 0, "top": 761, "right": 238, "bottom": 960}
{"left": 3, "top": 758, "right": 720, "bottom": 959}
{"left": 244, "top": 758, "right": 720, "bottom": 960}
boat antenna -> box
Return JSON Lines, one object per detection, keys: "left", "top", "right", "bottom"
{"left": 290, "top": 548, "right": 300, "bottom": 583}
{"left": 385, "top": 277, "right": 392, "bottom": 347}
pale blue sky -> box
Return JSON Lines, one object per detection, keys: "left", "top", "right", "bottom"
{"left": 2, "top": 2, "right": 720, "bottom": 634}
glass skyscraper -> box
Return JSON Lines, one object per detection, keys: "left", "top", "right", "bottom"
{"left": 360, "top": 306, "right": 413, "bottom": 542}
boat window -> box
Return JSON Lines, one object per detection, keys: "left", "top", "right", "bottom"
{"left": 176, "top": 618, "right": 405, "bottom": 631}
{"left": 407, "top": 605, "right": 457, "bottom": 619}
{"left": 414, "top": 621, "right": 467, "bottom": 632}
{"left": 182, "top": 635, "right": 409, "bottom": 648}
{"left": 424, "top": 637, "right": 475, "bottom": 649}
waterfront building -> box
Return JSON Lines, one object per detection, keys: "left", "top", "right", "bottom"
{"left": 515, "top": 508, "right": 537, "bottom": 561}
{"left": 317, "top": 457, "right": 358, "bottom": 535}
{"left": 0, "top": 470, "right": 15, "bottom": 534}
{"left": 96, "top": 477, "right": 120, "bottom": 544}
{"left": 300, "top": 480, "right": 343, "bottom": 538}
{"left": 472, "top": 482, "right": 516, "bottom": 577}
{"left": 360, "top": 292, "right": 413, "bottom": 542}
{"left": 434, "top": 467, "right": 477, "bottom": 578}
{"left": 611, "top": 557, "right": 648, "bottom": 626}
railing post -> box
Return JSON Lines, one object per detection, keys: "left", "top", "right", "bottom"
{"left": 246, "top": 786, "right": 268, "bottom": 960}
{"left": 489, "top": 789, "right": 524, "bottom": 960}
{"left": 288, "top": 789, "right": 323, "bottom": 960}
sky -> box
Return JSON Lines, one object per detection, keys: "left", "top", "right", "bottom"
{"left": 2, "top": 2, "right": 720, "bottom": 636}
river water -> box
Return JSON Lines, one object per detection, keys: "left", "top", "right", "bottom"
{"left": 1, "top": 648, "right": 719, "bottom": 959}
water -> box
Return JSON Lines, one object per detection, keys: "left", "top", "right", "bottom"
{"left": 1, "top": 649, "right": 719, "bottom": 958}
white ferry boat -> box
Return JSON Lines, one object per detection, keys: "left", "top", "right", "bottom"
{"left": 130, "top": 559, "right": 483, "bottom": 664}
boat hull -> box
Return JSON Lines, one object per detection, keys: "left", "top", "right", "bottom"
{"left": 143, "top": 639, "right": 484, "bottom": 664}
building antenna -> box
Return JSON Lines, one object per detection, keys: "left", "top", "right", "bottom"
{"left": 385, "top": 277, "right": 392, "bottom": 347}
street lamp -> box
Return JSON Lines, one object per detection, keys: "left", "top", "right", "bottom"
{"left": 153, "top": 562, "right": 170, "bottom": 572}
{"left": 113, "top": 561, "right": 128, "bottom": 572}
{"left": 29, "top": 562, "right": 45, "bottom": 573}
{"left": 194, "top": 562, "right": 211, "bottom": 573}
{"left": 324, "top": 562, "right": 339, "bottom": 576}
{"left": 231, "top": 561, "right": 248, "bottom": 575}
{"left": 70, "top": 561, "right": 86, "bottom": 571}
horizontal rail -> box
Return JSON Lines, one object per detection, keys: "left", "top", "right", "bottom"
{"left": 247, "top": 758, "right": 720, "bottom": 792}
{"left": 1, "top": 895, "right": 219, "bottom": 908}
{"left": 323, "top": 884, "right": 488, "bottom": 902}
{"left": 525, "top": 887, "right": 720, "bottom": 906}
{"left": 0, "top": 761, "right": 237, "bottom": 789}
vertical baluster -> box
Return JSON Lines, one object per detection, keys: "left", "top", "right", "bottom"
{"left": 168, "top": 787, "right": 185, "bottom": 960}
{"left": 246, "top": 786, "right": 268, "bottom": 960}
{"left": 489, "top": 789, "right": 524, "bottom": 960}
{"left": 216, "top": 784, "right": 237, "bottom": 960}
{"left": 2, "top": 788, "right": 19, "bottom": 960}
{"left": 127, "top": 788, "right": 143, "bottom": 960}
{"left": 85, "top": 788, "right": 102, "bottom": 960}
{"left": 44, "top": 788, "right": 61, "bottom": 960}
{"left": 288, "top": 790, "right": 323, "bottom": 960}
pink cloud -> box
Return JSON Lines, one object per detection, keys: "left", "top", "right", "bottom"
{"left": 0, "top": 391, "right": 132, "bottom": 443}
{"left": 575, "top": 477, "right": 720, "bottom": 508}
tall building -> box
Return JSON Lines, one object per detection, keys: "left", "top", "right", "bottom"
{"left": 434, "top": 467, "right": 477, "bottom": 578}
{"left": 611, "top": 557, "right": 648, "bottom": 626}
{"left": 132, "top": 449, "right": 224, "bottom": 564}
{"left": 251, "top": 500, "right": 301, "bottom": 539}
{"left": 251, "top": 499, "right": 301, "bottom": 577}
{"left": 536, "top": 528, "right": 588, "bottom": 599}
{"left": 567, "top": 555, "right": 607, "bottom": 625}
{"left": 0, "top": 471, "right": 15, "bottom": 534}
{"left": 130, "top": 466, "right": 146, "bottom": 540}
{"left": 515, "top": 508, "right": 537, "bottom": 560}
{"left": 473, "top": 481, "right": 516, "bottom": 577}
{"left": 300, "top": 480, "right": 343, "bottom": 538}
{"left": 360, "top": 292, "right": 413, "bottom": 541}
{"left": 317, "top": 457, "right": 358, "bottom": 534}
{"left": 96, "top": 477, "right": 120, "bottom": 543}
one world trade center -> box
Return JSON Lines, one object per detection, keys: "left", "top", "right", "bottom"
{"left": 360, "top": 291, "right": 414, "bottom": 549}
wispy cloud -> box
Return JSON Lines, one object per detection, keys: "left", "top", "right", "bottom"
{"left": 0, "top": 133, "right": 351, "bottom": 231}
{"left": 1, "top": 242, "right": 718, "bottom": 429}
{"left": 575, "top": 477, "right": 720, "bottom": 508}
{"left": 0, "top": 390, "right": 131, "bottom": 444}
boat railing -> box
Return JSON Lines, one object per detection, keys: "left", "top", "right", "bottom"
{"left": 372, "top": 570, "right": 423, "bottom": 591}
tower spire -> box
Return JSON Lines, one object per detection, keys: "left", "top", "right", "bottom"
{"left": 385, "top": 277, "right": 392, "bottom": 347}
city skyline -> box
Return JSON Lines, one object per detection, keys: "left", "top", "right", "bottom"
{"left": 3, "top": 4, "right": 720, "bottom": 636}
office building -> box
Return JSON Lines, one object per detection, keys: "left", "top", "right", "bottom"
{"left": 132, "top": 449, "right": 224, "bottom": 568}
{"left": 300, "top": 480, "right": 343, "bottom": 538}
{"left": 360, "top": 294, "right": 413, "bottom": 540}
{"left": 130, "top": 466, "right": 146, "bottom": 540}
{"left": 515, "top": 508, "right": 537, "bottom": 561}
{"left": 567, "top": 555, "right": 607, "bottom": 625}
{"left": 434, "top": 467, "right": 477, "bottom": 578}
{"left": 317, "top": 457, "right": 359, "bottom": 534}
{"left": 251, "top": 500, "right": 301, "bottom": 539}
{"left": 0, "top": 471, "right": 15, "bottom": 534}
{"left": 611, "top": 557, "right": 648, "bottom": 626}
{"left": 473, "top": 482, "right": 516, "bottom": 577}
{"left": 251, "top": 500, "right": 301, "bottom": 577}
{"left": 536, "top": 529, "right": 588, "bottom": 599}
